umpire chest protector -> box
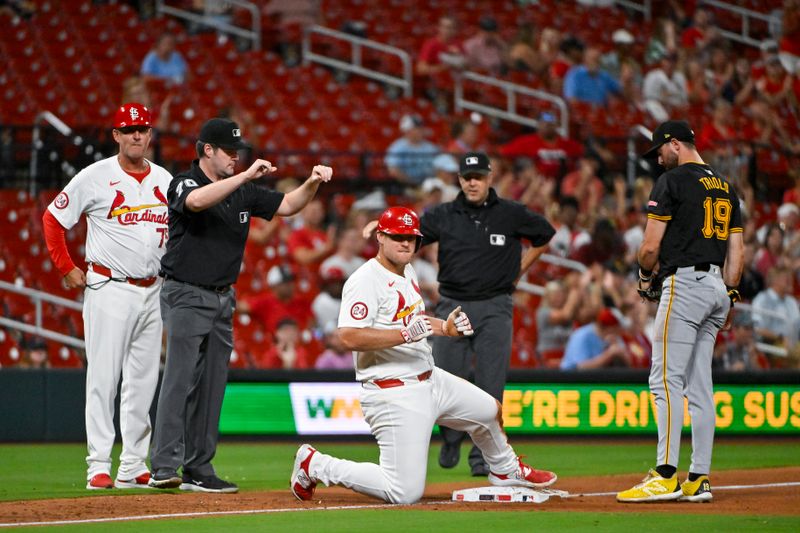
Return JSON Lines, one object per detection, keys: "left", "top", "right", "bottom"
{"left": 420, "top": 188, "right": 554, "bottom": 300}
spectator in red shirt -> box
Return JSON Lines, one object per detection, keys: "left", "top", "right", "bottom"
{"left": 754, "top": 224, "right": 786, "bottom": 279}
{"left": 743, "top": 99, "right": 795, "bottom": 153}
{"left": 779, "top": 0, "right": 800, "bottom": 75}
{"left": 237, "top": 265, "right": 313, "bottom": 334}
{"left": 499, "top": 111, "right": 583, "bottom": 179}
{"left": 287, "top": 199, "right": 335, "bottom": 269}
{"left": 255, "top": 318, "right": 313, "bottom": 369}
{"left": 417, "top": 16, "right": 465, "bottom": 109}
{"left": 696, "top": 98, "right": 738, "bottom": 155}
{"left": 755, "top": 55, "right": 793, "bottom": 108}
{"left": 750, "top": 40, "right": 779, "bottom": 81}
{"left": 560, "top": 156, "right": 604, "bottom": 215}
{"left": 570, "top": 218, "right": 625, "bottom": 268}
{"left": 680, "top": 8, "right": 718, "bottom": 53}
{"left": 783, "top": 169, "right": 800, "bottom": 207}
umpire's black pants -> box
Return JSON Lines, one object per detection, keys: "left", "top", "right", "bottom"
{"left": 150, "top": 279, "right": 235, "bottom": 478}
{"left": 432, "top": 293, "right": 513, "bottom": 468}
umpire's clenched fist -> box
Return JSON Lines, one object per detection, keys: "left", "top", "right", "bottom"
{"left": 309, "top": 165, "right": 333, "bottom": 183}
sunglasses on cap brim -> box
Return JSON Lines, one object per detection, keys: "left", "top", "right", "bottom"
{"left": 116, "top": 126, "right": 151, "bottom": 134}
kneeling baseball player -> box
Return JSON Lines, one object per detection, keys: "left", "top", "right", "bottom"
{"left": 290, "top": 207, "right": 556, "bottom": 504}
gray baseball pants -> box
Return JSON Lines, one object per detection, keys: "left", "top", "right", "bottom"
{"left": 150, "top": 279, "right": 235, "bottom": 478}
{"left": 650, "top": 265, "right": 730, "bottom": 475}
{"left": 433, "top": 293, "right": 513, "bottom": 468}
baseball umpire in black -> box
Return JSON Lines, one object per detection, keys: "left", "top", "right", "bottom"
{"left": 617, "top": 120, "right": 744, "bottom": 503}
{"left": 149, "top": 118, "right": 333, "bottom": 492}
{"left": 421, "top": 152, "right": 555, "bottom": 476}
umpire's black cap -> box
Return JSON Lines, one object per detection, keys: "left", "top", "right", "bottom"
{"left": 198, "top": 118, "right": 249, "bottom": 150}
{"left": 459, "top": 151, "right": 491, "bottom": 176}
{"left": 642, "top": 120, "right": 695, "bottom": 159}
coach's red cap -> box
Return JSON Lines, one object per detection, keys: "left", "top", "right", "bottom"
{"left": 113, "top": 103, "right": 152, "bottom": 129}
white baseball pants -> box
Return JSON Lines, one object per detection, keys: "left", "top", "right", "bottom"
{"left": 307, "top": 367, "right": 519, "bottom": 504}
{"left": 83, "top": 271, "right": 162, "bottom": 480}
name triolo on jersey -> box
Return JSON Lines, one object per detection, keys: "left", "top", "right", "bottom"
{"left": 645, "top": 162, "right": 743, "bottom": 276}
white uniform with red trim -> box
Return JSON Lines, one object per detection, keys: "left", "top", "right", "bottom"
{"left": 48, "top": 155, "right": 172, "bottom": 482}
{"left": 305, "top": 258, "right": 520, "bottom": 504}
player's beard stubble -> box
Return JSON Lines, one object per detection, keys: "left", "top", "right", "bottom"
{"left": 660, "top": 150, "right": 679, "bottom": 170}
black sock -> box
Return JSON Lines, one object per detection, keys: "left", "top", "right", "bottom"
{"left": 688, "top": 472, "right": 706, "bottom": 482}
{"left": 655, "top": 464, "right": 677, "bottom": 478}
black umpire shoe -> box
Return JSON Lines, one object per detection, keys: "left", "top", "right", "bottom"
{"left": 439, "top": 443, "right": 460, "bottom": 469}
{"left": 470, "top": 461, "right": 490, "bottom": 477}
{"left": 179, "top": 474, "right": 239, "bottom": 494}
{"left": 148, "top": 469, "right": 182, "bottom": 489}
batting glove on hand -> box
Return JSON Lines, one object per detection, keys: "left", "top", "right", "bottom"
{"left": 444, "top": 306, "right": 474, "bottom": 337}
{"left": 400, "top": 315, "right": 433, "bottom": 343}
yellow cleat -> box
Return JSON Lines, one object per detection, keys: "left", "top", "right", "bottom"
{"left": 617, "top": 469, "right": 682, "bottom": 503}
{"left": 679, "top": 475, "right": 712, "bottom": 503}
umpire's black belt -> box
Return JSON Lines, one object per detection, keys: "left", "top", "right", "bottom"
{"left": 162, "top": 274, "right": 231, "bottom": 293}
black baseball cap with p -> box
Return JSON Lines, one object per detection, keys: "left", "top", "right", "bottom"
{"left": 459, "top": 151, "right": 491, "bottom": 176}
{"left": 642, "top": 120, "right": 695, "bottom": 159}
{"left": 198, "top": 118, "right": 249, "bottom": 150}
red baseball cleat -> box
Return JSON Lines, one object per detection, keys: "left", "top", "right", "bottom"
{"left": 115, "top": 471, "right": 153, "bottom": 489}
{"left": 488, "top": 457, "right": 557, "bottom": 489}
{"left": 290, "top": 444, "right": 318, "bottom": 501}
{"left": 87, "top": 473, "right": 114, "bottom": 490}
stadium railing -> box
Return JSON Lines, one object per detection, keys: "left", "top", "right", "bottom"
{"left": 302, "top": 24, "right": 413, "bottom": 98}
{"left": 700, "top": 0, "right": 782, "bottom": 48}
{"left": 0, "top": 280, "right": 85, "bottom": 351}
{"left": 155, "top": 0, "right": 262, "bottom": 51}
{"left": 454, "top": 72, "right": 570, "bottom": 139}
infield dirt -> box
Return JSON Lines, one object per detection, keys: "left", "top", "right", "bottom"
{"left": 1, "top": 466, "right": 798, "bottom": 525}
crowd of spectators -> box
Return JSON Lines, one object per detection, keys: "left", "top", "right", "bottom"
{"left": 2, "top": 2, "right": 800, "bottom": 373}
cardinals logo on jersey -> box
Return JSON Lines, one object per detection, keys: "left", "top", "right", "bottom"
{"left": 106, "top": 186, "right": 169, "bottom": 226}
{"left": 392, "top": 290, "right": 423, "bottom": 326}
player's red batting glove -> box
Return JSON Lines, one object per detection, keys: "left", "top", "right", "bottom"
{"left": 401, "top": 315, "right": 434, "bottom": 343}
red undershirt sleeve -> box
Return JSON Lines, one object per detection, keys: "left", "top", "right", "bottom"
{"left": 42, "top": 210, "right": 76, "bottom": 276}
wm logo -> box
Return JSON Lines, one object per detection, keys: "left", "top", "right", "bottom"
{"left": 306, "top": 398, "right": 362, "bottom": 419}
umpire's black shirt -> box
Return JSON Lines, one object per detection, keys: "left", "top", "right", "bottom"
{"left": 420, "top": 188, "right": 555, "bottom": 300}
{"left": 160, "top": 160, "right": 284, "bottom": 287}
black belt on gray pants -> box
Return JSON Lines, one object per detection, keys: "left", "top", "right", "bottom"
{"left": 162, "top": 274, "right": 231, "bottom": 293}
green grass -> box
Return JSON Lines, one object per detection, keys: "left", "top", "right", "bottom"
{"left": 15, "top": 510, "right": 800, "bottom": 533}
{"left": 1, "top": 439, "right": 798, "bottom": 502}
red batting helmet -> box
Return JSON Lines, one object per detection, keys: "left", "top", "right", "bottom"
{"left": 376, "top": 206, "right": 423, "bottom": 237}
{"left": 113, "top": 103, "right": 152, "bottom": 129}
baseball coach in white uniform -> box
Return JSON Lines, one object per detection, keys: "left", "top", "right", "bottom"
{"left": 43, "top": 103, "right": 173, "bottom": 490}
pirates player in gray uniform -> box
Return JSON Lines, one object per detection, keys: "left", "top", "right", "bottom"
{"left": 617, "top": 120, "right": 744, "bottom": 503}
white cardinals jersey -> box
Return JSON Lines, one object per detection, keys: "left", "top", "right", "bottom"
{"left": 338, "top": 258, "right": 434, "bottom": 382}
{"left": 48, "top": 156, "right": 172, "bottom": 278}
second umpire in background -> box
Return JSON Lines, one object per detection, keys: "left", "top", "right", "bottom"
{"left": 420, "top": 151, "right": 555, "bottom": 476}
{"left": 149, "top": 118, "right": 333, "bottom": 492}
